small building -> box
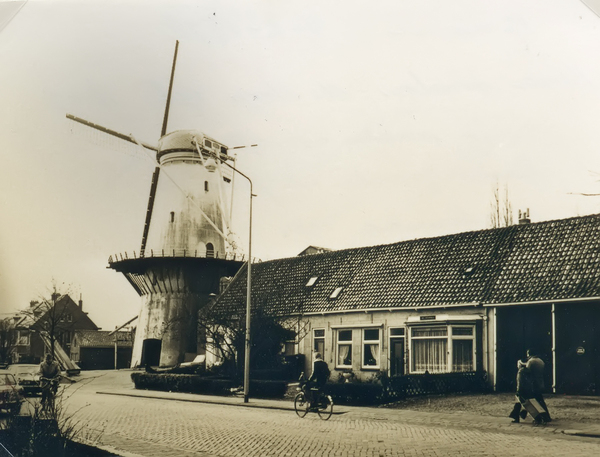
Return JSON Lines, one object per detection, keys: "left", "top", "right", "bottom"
{"left": 214, "top": 213, "right": 600, "bottom": 395}
{"left": 71, "top": 330, "right": 133, "bottom": 370}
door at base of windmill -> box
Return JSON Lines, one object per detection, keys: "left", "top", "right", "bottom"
{"left": 141, "top": 339, "right": 162, "bottom": 367}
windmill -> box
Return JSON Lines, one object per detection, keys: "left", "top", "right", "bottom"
{"left": 67, "top": 41, "right": 251, "bottom": 368}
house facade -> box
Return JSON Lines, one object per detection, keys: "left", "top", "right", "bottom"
{"left": 214, "top": 214, "right": 600, "bottom": 395}
{"left": 13, "top": 294, "right": 99, "bottom": 364}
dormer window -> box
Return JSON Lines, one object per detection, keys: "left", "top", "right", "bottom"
{"left": 306, "top": 276, "right": 319, "bottom": 287}
{"left": 330, "top": 287, "right": 343, "bottom": 299}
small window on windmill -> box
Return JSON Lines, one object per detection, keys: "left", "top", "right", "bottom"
{"left": 220, "top": 146, "right": 228, "bottom": 155}
{"left": 330, "top": 287, "right": 343, "bottom": 299}
{"left": 204, "top": 181, "right": 209, "bottom": 192}
{"left": 306, "top": 276, "right": 319, "bottom": 287}
{"left": 205, "top": 139, "right": 212, "bottom": 148}
{"left": 170, "top": 212, "right": 175, "bottom": 223}
{"left": 206, "top": 243, "right": 215, "bottom": 258}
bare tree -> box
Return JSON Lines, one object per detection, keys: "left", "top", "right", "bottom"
{"left": 0, "top": 317, "right": 17, "bottom": 365}
{"left": 197, "top": 287, "right": 309, "bottom": 379}
{"left": 22, "top": 282, "right": 80, "bottom": 359}
{"left": 490, "top": 182, "right": 514, "bottom": 228}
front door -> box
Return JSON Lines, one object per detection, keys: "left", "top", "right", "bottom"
{"left": 390, "top": 338, "right": 405, "bottom": 376}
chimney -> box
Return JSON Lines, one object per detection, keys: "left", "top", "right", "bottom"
{"left": 79, "top": 293, "right": 83, "bottom": 310}
{"left": 518, "top": 208, "right": 531, "bottom": 225}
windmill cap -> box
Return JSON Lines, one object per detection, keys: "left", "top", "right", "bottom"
{"left": 157, "top": 130, "right": 227, "bottom": 163}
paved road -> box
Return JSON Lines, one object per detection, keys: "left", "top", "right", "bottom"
{"left": 59, "top": 371, "right": 600, "bottom": 457}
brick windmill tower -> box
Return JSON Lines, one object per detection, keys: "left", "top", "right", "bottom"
{"left": 68, "top": 42, "right": 247, "bottom": 367}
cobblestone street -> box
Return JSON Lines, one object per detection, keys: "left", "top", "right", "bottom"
{"left": 55, "top": 371, "right": 600, "bottom": 457}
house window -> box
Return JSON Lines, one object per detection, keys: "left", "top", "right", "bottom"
{"left": 336, "top": 329, "right": 352, "bottom": 368}
{"left": 389, "top": 328, "right": 405, "bottom": 376}
{"left": 451, "top": 326, "right": 474, "bottom": 372}
{"left": 16, "top": 331, "right": 30, "bottom": 346}
{"left": 313, "top": 329, "right": 325, "bottom": 355}
{"left": 362, "top": 328, "right": 380, "bottom": 368}
{"left": 283, "top": 341, "right": 296, "bottom": 356}
{"left": 409, "top": 325, "right": 475, "bottom": 374}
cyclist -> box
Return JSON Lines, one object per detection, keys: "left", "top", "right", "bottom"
{"left": 306, "top": 352, "right": 330, "bottom": 405}
{"left": 39, "top": 353, "right": 61, "bottom": 407}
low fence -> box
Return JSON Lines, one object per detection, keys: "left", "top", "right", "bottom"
{"left": 326, "top": 371, "right": 490, "bottom": 405}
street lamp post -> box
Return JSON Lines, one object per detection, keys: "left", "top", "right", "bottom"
{"left": 204, "top": 156, "right": 254, "bottom": 403}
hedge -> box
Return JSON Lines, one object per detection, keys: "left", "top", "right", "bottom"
{"left": 324, "top": 383, "right": 383, "bottom": 406}
{"left": 130, "top": 372, "right": 287, "bottom": 398}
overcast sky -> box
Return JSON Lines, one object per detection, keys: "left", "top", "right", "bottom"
{"left": 1, "top": 0, "right": 600, "bottom": 329}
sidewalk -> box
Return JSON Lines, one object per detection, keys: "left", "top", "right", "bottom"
{"left": 95, "top": 384, "right": 600, "bottom": 439}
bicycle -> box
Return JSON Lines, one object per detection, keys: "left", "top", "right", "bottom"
{"left": 40, "top": 376, "right": 59, "bottom": 412}
{"left": 294, "top": 373, "right": 334, "bottom": 420}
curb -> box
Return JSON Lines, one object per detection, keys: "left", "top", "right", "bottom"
{"left": 96, "top": 390, "right": 295, "bottom": 412}
{"left": 97, "top": 390, "right": 346, "bottom": 415}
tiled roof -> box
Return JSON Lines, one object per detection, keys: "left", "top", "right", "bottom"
{"left": 215, "top": 214, "right": 600, "bottom": 315}
{"left": 74, "top": 330, "right": 133, "bottom": 348}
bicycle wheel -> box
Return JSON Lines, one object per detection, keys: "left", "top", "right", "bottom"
{"left": 317, "top": 395, "right": 333, "bottom": 420}
{"left": 294, "top": 392, "right": 309, "bottom": 418}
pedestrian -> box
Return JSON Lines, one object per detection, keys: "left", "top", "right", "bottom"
{"left": 509, "top": 348, "right": 551, "bottom": 423}
{"left": 508, "top": 358, "right": 533, "bottom": 423}
{"left": 523, "top": 348, "right": 551, "bottom": 422}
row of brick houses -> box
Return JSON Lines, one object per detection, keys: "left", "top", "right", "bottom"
{"left": 213, "top": 213, "right": 600, "bottom": 395}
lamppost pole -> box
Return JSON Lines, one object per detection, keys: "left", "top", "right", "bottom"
{"left": 206, "top": 156, "right": 254, "bottom": 403}
{"left": 244, "top": 182, "right": 253, "bottom": 403}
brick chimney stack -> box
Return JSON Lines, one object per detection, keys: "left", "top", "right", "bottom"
{"left": 519, "top": 208, "right": 531, "bottom": 225}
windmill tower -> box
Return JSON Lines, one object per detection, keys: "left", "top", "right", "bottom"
{"left": 68, "top": 41, "right": 247, "bottom": 367}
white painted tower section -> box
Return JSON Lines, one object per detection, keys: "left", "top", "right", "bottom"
{"left": 144, "top": 130, "right": 231, "bottom": 257}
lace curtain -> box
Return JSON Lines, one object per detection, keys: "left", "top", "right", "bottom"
{"left": 412, "top": 338, "right": 447, "bottom": 373}
{"left": 338, "top": 344, "right": 351, "bottom": 366}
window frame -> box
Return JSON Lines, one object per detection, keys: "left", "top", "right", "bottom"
{"left": 361, "top": 328, "right": 381, "bottom": 370}
{"left": 335, "top": 329, "right": 353, "bottom": 369}
{"left": 313, "top": 328, "right": 325, "bottom": 356}
{"left": 408, "top": 323, "right": 476, "bottom": 374}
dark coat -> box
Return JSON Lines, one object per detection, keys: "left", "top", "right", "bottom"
{"left": 309, "top": 360, "right": 330, "bottom": 387}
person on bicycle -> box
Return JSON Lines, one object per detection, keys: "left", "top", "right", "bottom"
{"left": 39, "top": 353, "right": 61, "bottom": 396}
{"left": 39, "top": 353, "right": 61, "bottom": 379}
{"left": 307, "top": 352, "right": 329, "bottom": 404}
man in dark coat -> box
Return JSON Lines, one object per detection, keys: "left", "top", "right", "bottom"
{"left": 307, "top": 352, "right": 330, "bottom": 404}
{"left": 309, "top": 352, "right": 330, "bottom": 388}
{"left": 509, "top": 348, "right": 551, "bottom": 423}
{"left": 523, "top": 348, "right": 551, "bottom": 422}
